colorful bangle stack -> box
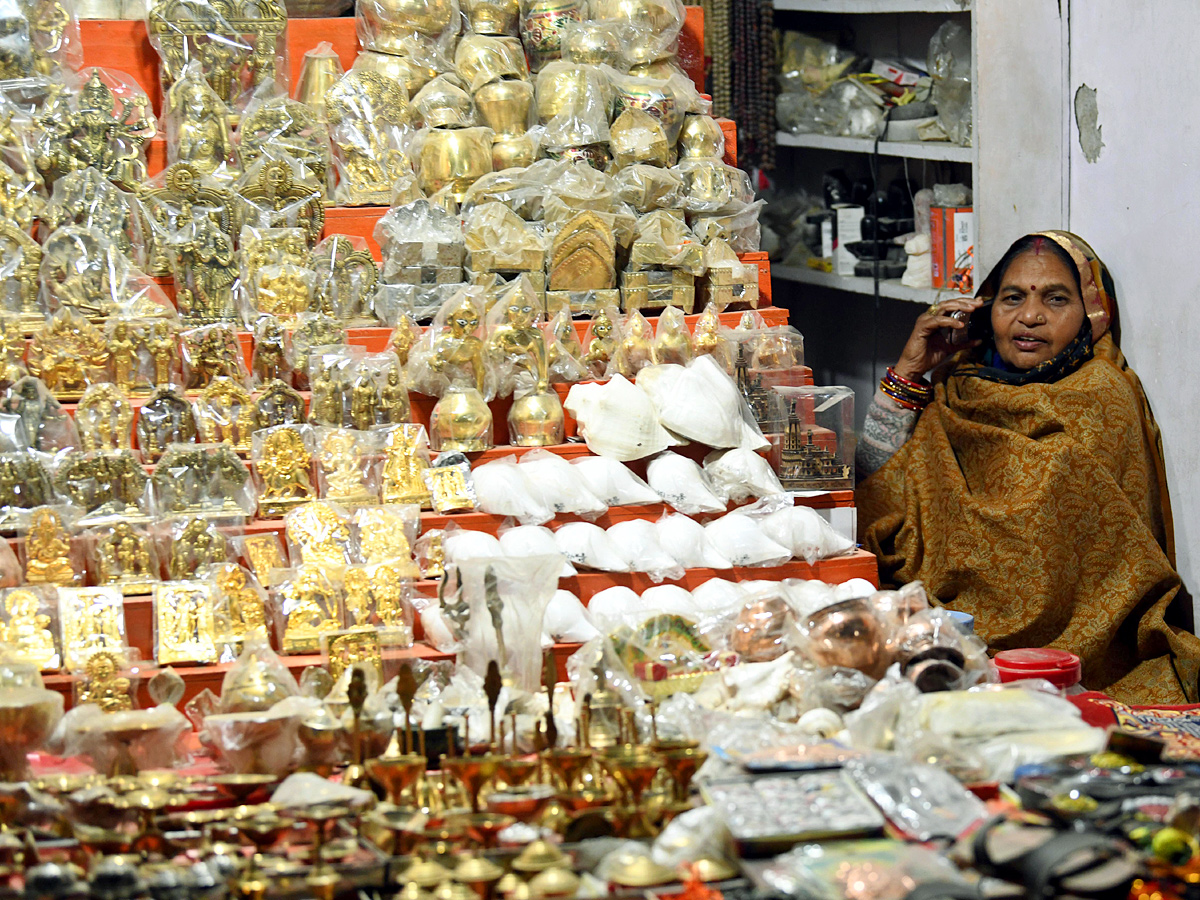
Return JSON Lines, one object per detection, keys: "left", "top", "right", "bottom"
{"left": 880, "top": 367, "right": 933, "bottom": 410}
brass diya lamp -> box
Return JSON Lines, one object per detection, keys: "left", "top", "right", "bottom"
{"left": 367, "top": 732, "right": 428, "bottom": 807}
{"left": 651, "top": 738, "right": 706, "bottom": 805}
{"left": 527, "top": 866, "right": 580, "bottom": 900}
{"left": 440, "top": 749, "right": 502, "bottom": 814}
{"left": 234, "top": 810, "right": 293, "bottom": 897}
{"left": 511, "top": 837, "right": 568, "bottom": 875}
{"left": 541, "top": 746, "right": 592, "bottom": 791}
{"left": 598, "top": 745, "right": 665, "bottom": 838}
{"left": 210, "top": 773, "right": 279, "bottom": 805}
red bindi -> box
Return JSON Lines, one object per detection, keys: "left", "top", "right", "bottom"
{"left": 1031, "top": 285, "right": 1037, "bottom": 291}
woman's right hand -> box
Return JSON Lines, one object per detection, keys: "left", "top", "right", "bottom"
{"left": 893, "top": 296, "right": 984, "bottom": 381}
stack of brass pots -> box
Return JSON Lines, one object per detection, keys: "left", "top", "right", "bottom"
{"left": 520, "top": 0, "right": 587, "bottom": 73}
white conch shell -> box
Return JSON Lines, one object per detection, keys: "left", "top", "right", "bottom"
{"left": 703, "top": 448, "right": 784, "bottom": 502}
{"left": 640, "top": 584, "right": 697, "bottom": 618}
{"left": 759, "top": 506, "right": 855, "bottom": 564}
{"left": 473, "top": 456, "right": 554, "bottom": 524}
{"left": 444, "top": 529, "right": 504, "bottom": 562}
{"left": 606, "top": 519, "right": 685, "bottom": 583}
{"left": 835, "top": 578, "right": 879, "bottom": 601}
{"left": 704, "top": 512, "right": 791, "bottom": 567}
{"left": 782, "top": 578, "right": 840, "bottom": 618}
{"left": 690, "top": 577, "right": 748, "bottom": 612}
{"left": 518, "top": 449, "right": 608, "bottom": 517}
{"left": 571, "top": 455, "right": 660, "bottom": 506}
{"left": 638, "top": 356, "right": 769, "bottom": 450}
{"left": 587, "top": 585, "right": 643, "bottom": 633}
{"left": 656, "top": 513, "right": 733, "bottom": 570}
{"left": 543, "top": 590, "right": 599, "bottom": 643}
{"left": 565, "top": 375, "right": 676, "bottom": 461}
{"left": 646, "top": 451, "right": 727, "bottom": 514}
{"left": 499, "top": 524, "right": 576, "bottom": 577}
{"left": 553, "top": 521, "right": 629, "bottom": 572}
{"left": 797, "top": 707, "right": 844, "bottom": 738}
{"left": 723, "top": 651, "right": 795, "bottom": 711}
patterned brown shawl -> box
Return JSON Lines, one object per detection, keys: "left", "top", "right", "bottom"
{"left": 858, "top": 235, "right": 1198, "bottom": 705}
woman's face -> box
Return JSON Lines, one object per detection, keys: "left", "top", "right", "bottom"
{"left": 991, "top": 248, "right": 1087, "bottom": 370}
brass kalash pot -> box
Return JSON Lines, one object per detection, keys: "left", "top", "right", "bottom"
{"left": 476, "top": 78, "right": 535, "bottom": 170}
{"left": 413, "top": 75, "right": 494, "bottom": 203}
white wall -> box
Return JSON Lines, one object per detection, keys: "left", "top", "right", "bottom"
{"left": 1066, "top": 2, "right": 1200, "bottom": 616}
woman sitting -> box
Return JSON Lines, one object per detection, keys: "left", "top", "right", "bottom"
{"left": 857, "top": 231, "right": 1199, "bottom": 704}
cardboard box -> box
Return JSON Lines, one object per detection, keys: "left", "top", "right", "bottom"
{"left": 930, "top": 206, "right": 974, "bottom": 290}
{"left": 833, "top": 204, "right": 864, "bottom": 277}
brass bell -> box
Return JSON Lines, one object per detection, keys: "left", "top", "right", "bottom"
{"left": 294, "top": 46, "right": 345, "bottom": 121}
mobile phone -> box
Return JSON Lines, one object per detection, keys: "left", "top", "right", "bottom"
{"left": 942, "top": 302, "right": 991, "bottom": 346}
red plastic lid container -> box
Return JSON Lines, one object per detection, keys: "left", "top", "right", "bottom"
{"left": 994, "top": 648, "right": 1082, "bottom": 689}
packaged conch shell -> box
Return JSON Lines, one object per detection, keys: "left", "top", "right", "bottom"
{"left": 498, "top": 524, "right": 576, "bottom": 578}
{"left": 758, "top": 506, "right": 855, "bottom": 565}
{"left": 703, "top": 448, "right": 784, "bottom": 502}
{"left": 471, "top": 456, "right": 553, "bottom": 524}
{"left": 564, "top": 374, "right": 675, "bottom": 461}
{"left": 552, "top": 521, "right": 628, "bottom": 572}
{"left": 605, "top": 519, "right": 684, "bottom": 583}
{"left": 645, "top": 451, "right": 727, "bottom": 515}
{"left": 638, "top": 356, "right": 769, "bottom": 450}
{"left": 570, "top": 455, "right": 659, "bottom": 506}
{"left": 518, "top": 449, "right": 607, "bottom": 518}
{"left": 655, "top": 512, "right": 732, "bottom": 570}
{"left": 544, "top": 589, "right": 598, "bottom": 643}
{"left": 704, "top": 512, "right": 791, "bottom": 568}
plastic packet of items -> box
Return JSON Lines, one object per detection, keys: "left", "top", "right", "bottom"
{"left": 40, "top": 168, "right": 147, "bottom": 268}
{"left": 405, "top": 286, "right": 496, "bottom": 400}
{"left": 778, "top": 31, "right": 857, "bottom": 95}
{"left": 372, "top": 283, "right": 462, "bottom": 325}
{"left": 411, "top": 73, "right": 477, "bottom": 129}
{"left": 845, "top": 754, "right": 987, "bottom": 841}
{"left": 454, "top": 33, "right": 528, "bottom": 93}
{"left": 326, "top": 67, "right": 417, "bottom": 207}
{"left": 151, "top": 443, "right": 255, "bottom": 519}
{"left": 162, "top": 60, "right": 240, "bottom": 180}
{"left": 591, "top": 0, "right": 685, "bottom": 68}
{"left": 239, "top": 81, "right": 334, "bottom": 196}
{"left": 55, "top": 449, "right": 154, "bottom": 524}
{"left": 376, "top": 199, "right": 464, "bottom": 277}
{"left": 519, "top": 0, "right": 586, "bottom": 73}
{"left": 763, "top": 838, "right": 969, "bottom": 900}
{"left": 83, "top": 522, "right": 158, "bottom": 594}
{"left": 543, "top": 308, "right": 588, "bottom": 384}
{"left": 0, "top": 0, "right": 81, "bottom": 80}
{"left": 627, "top": 209, "right": 704, "bottom": 274}
{"left": 290, "top": 313, "right": 347, "bottom": 390}
{"left": 38, "top": 226, "right": 174, "bottom": 322}
{"left": 560, "top": 20, "right": 623, "bottom": 68}
{"left": 606, "top": 68, "right": 709, "bottom": 144}
{"left": 691, "top": 199, "right": 765, "bottom": 255}
{"left": 471, "top": 456, "right": 553, "bottom": 525}
{"left": 614, "top": 164, "right": 685, "bottom": 214}
{"left": 928, "top": 20, "right": 972, "bottom": 147}
{"left": 355, "top": 0, "right": 460, "bottom": 68}
{"left": 309, "top": 234, "right": 381, "bottom": 322}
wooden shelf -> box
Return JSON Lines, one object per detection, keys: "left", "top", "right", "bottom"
{"left": 775, "top": 130, "right": 973, "bottom": 163}
{"left": 772, "top": 263, "right": 968, "bottom": 304}
{"left": 773, "top": 0, "right": 970, "bottom": 12}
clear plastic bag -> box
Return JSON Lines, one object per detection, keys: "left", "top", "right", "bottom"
{"left": 180, "top": 323, "right": 250, "bottom": 390}
{"left": 455, "top": 554, "right": 561, "bottom": 691}
{"left": 39, "top": 225, "right": 173, "bottom": 321}
{"left": 928, "top": 21, "right": 972, "bottom": 148}
{"left": 758, "top": 504, "right": 855, "bottom": 565}
{"left": 646, "top": 451, "right": 727, "bottom": 515}
{"left": 702, "top": 448, "right": 783, "bottom": 502}
{"left": 498, "top": 523, "right": 576, "bottom": 578}
{"left": 544, "top": 588, "right": 598, "bottom": 643}
{"left": 283, "top": 500, "right": 352, "bottom": 571}
{"left": 652, "top": 305, "right": 693, "bottom": 366}
{"left": 162, "top": 59, "right": 239, "bottom": 179}
{"left": 703, "top": 511, "right": 791, "bottom": 567}
{"left": 271, "top": 563, "right": 345, "bottom": 655}
{"left": 846, "top": 755, "right": 986, "bottom": 841}
{"left": 32, "top": 67, "right": 155, "bottom": 191}
{"left": 239, "top": 81, "right": 332, "bottom": 195}
{"left": 326, "top": 67, "right": 416, "bottom": 207}
{"left": 0, "top": 584, "right": 60, "bottom": 670}
{"left": 57, "top": 586, "right": 127, "bottom": 671}
{"left": 205, "top": 561, "right": 269, "bottom": 662}
{"left": 763, "top": 838, "right": 967, "bottom": 900}
{"left": 655, "top": 512, "right": 732, "bottom": 570}
{"left": 517, "top": 448, "right": 608, "bottom": 517}
{"left": 639, "top": 355, "right": 769, "bottom": 450}
{"left": 424, "top": 452, "right": 477, "bottom": 513}
{"left": 39, "top": 167, "right": 147, "bottom": 267}
{"left": 313, "top": 427, "right": 378, "bottom": 504}
{"left": 605, "top": 518, "right": 684, "bottom": 583}
{"left": 553, "top": 521, "right": 629, "bottom": 572}
{"left": 470, "top": 455, "right": 553, "bottom": 524}
{"left": 1, "top": 375, "right": 78, "bottom": 451}
{"left": 536, "top": 60, "right": 613, "bottom": 147}
{"left": 570, "top": 455, "right": 658, "bottom": 506}
{"left": 234, "top": 152, "right": 327, "bottom": 243}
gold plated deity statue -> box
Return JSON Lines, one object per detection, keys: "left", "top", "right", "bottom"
{"left": 257, "top": 427, "right": 315, "bottom": 516}
{"left": 154, "top": 583, "right": 218, "bottom": 665}
{"left": 23, "top": 508, "right": 78, "bottom": 586}
{"left": 76, "top": 383, "right": 135, "bottom": 452}
{"left": 58, "top": 587, "right": 125, "bottom": 671}
{"left": 428, "top": 294, "right": 493, "bottom": 452}
{"left": 380, "top": 425, "right": 432, "bottom": 507}
{"left": 281, "top": 564, "right": 341, "bottom": 654}
{"left": 1, "top": 588, "right": 59, "bottom": 669}
{"left": 318, "top": 429, "right": 373, "bottom": 504}
{"left": 486, "top": 281, "right": 563, "bottom": 446}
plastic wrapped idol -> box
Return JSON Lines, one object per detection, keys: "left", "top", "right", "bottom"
{"left": 408, "top": 288, "right": 495, "bottom": 453}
